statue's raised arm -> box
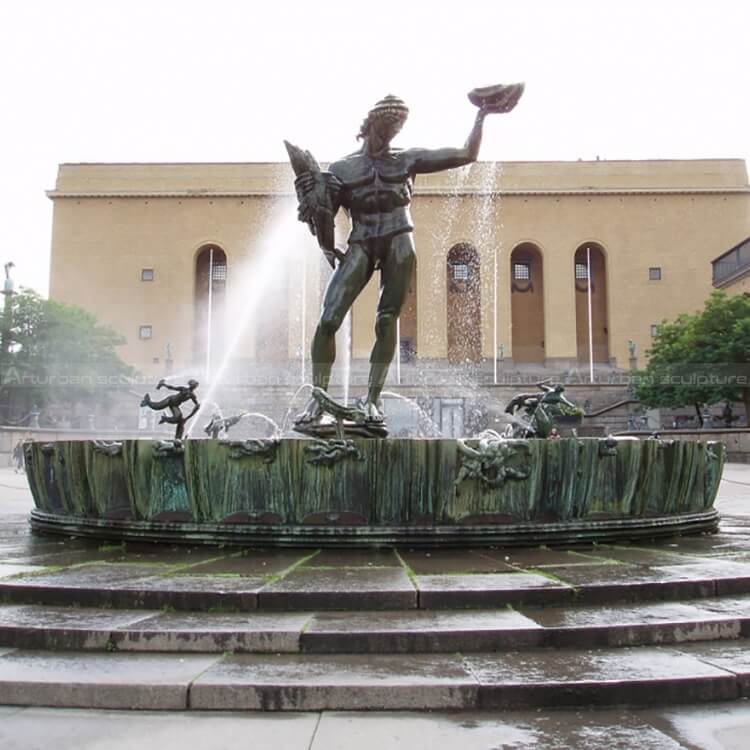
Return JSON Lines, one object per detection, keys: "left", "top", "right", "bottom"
{"left": 405, "top": 83, "right": 524, "bottom": 175}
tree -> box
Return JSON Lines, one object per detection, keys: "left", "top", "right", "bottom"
{"left": 633, "top": 291, "right": 750, "bottom": 424}
{"left": 0, "top": 288, "right": 134, "bottom": 423}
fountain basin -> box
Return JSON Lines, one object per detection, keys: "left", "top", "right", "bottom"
{"left": 25, "top": 437, "right": 724, "bottom": 547}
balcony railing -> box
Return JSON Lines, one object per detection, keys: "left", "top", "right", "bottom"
{"left": 713, "top": 236, "right": 750, "bottom": 286}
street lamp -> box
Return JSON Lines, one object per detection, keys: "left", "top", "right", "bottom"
{"left": 1, "top": 262, "right": 15, "bottom": 355}
{"left": 0, "top": 262, "right": 15, "bottom": 425}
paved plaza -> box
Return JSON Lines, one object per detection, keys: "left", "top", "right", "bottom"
{"left": 0, "top": 464, "right": 747, "bottom": 748}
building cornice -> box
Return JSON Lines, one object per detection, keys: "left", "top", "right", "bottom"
{"left": 46, "top": 187, "right": 750, "bottom": 200}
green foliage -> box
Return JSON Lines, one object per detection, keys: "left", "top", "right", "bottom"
{"left": 633, "top": 291, "right": 750, "bottom": 418}
{"left": 0, "top": 287, "right": 134, "bottom": 416}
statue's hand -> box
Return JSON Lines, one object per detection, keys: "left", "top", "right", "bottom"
{"left": 468, "top": 83, "right": 525, "bottom": 115}
{"left": 294, "top": 172, "right": 316, "bottom": 197}
{"left": 156, "top": 378, "right": 166, "bottom": 389}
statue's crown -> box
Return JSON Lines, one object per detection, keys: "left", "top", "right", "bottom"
{"left": 370, "top": 94, "right": 409, "bottom": 119}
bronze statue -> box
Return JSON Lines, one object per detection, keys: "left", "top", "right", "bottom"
{"left": 504, "top": 383, "right": 579, "bottom": 438}
{"left": 204, "top": 411, "right": 247, "bottom": 439}
{"left": 141, "top": 378, "right": 200, "bottom": 440}
{"left": 286, "top": 83, "right": 524, "bottom": 433}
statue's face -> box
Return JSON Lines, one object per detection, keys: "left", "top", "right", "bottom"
{"left": 370, "top": 112, "right": 406, "bottom": 143}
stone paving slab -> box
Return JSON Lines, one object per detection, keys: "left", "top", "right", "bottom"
{"left": 675, "top": 640, "right": 750, "bottom": 695}
{"left": 305, "top": 549, "right": 401, "bottom": 568}
{"left": 0, "top": 708, "right": 319, "bottom": 750}
{"left": 539, "top": 564, "right": 718, "bottom": 604}
{"left": 690, "top": 594, "right": 750, "bottom": 635}
{"left": 0, "top": 605, "right": 157, "bottom": 649}
{"left": 653, "top": 560, "right": 750, "bottom": 595}
{"left": 0, "top": 547, "right": 132, "bottom": 567}
{"left": 520, "top": 599, "right": 745, "bottom": 647}
{"left": 463, "top": 646, "right": 739, "bottom": 709}
{"left": 113, "top": 611, "right": 312, "bottom": 653}
{"left": 190, "top": 652, "right": 479, "bottom": 710}
{"left": 301, "top": 609, "right": 543, "bottom": 653}
{"left": 2, "top": 703, "right": 750, "bottom": 750}
{"left": 0, "top": 563, "right": 50, "bottom": 578}
{"left": 575, "top": 545, "right": 711, "bottom": 567}
{"left": 0, "top": 650, "right": 220, "bottom": 709}
{"left": 397, "top": 549, "right": 517, "bottom": 574}
{"left": 258, "top": 567, "right": 417, "bottom": 610}
{"left": 171, "top": 549, "right": 316, "bottom": 576}
{"left": 0, "top": 566, "right": 269, "bottom": 611}
{"left": 2, "top": 563, "right": 182, "bottom": 587}
{"left": 415, "top": 572, "right": 574, "bottom": 608}
{"left": 482, "top": 547, "right": 608, "bottom": 568}
{"left": 311, "top": 709, "right": 687, "bottom": 750}
{"left": 642, "top": 701, "right": 750, "bottom": 750}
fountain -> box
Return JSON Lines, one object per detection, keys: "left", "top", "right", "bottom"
{"left": 24, "top": 84, "right": 725, "bottom": 547}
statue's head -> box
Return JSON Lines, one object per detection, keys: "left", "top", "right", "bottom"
{"left": 357, "top": 95, "right": 409, "bottom": 142}
{"left": 188, "top": 379, "right": 199, "bottom": 390}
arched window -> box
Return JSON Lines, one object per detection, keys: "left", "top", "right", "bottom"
{"left": 574, "top": 244, "right": 609, "bottom": 363}
{"left": 510, "top": 243, "right": 545, "bottom": 364}
{"left": 194, "top": 245, "right": 227, "bottom": 377}
{"left": 446, "top": 243, "right": 482, "bottom": 363}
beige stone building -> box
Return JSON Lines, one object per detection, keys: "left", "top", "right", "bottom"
{"left": 48, "top": 158, "right": 750, "bottom": 391}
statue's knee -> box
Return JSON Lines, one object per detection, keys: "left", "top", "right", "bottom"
{"left": 318, "top": 310, "right": 343, "bottom": 337}
{"left": 375, "top": 311, "right": 396, "bottom": 338}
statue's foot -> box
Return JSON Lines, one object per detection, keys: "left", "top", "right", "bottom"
{"left": 140, "top": 395, "right": 150, "bottom": 408}
{"left": 359, "top": 399, "right": 385, "bottom": 423}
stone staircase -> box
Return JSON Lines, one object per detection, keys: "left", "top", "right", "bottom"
{"left": 0, "top": 514, "right": 749, "bottom": 711}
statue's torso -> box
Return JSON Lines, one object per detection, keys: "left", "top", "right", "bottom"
{"left": 329, "top": 150, "right": 414, "bottom": 243}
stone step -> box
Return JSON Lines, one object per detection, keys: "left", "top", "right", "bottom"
{"left": 0, "top": 597, "right": 747, "bottom": 654}
{"left": 0, "top": 642, "right": 747, "bottom": 711}
{"left": 3, "top": 558, "right": 750, "bottom": 612}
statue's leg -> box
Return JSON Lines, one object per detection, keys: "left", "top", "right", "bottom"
{"left": 311, "top": 243, "right": 373, "bottom": 391}
{"left": 145, "top": 395, "right": 172, "bottom": 411}
{"left": 366, "top": 232, "right": 415, "bottom": 408}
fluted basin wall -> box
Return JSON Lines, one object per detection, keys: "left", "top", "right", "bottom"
{"left": 25, "top": 438, "right": 724, "bottom": 527}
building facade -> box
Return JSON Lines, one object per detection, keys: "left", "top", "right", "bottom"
{"left": 48, "top": 159, "right": 750, "bottom": 387}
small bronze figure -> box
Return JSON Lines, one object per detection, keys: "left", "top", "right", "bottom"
{"left": 204, "top": 411, "right": 247, "bottom": 439}
{"left": 504, "top": 383, "right": 579, "bottom": 438}
{"left": 286, "top": 83, "right": 524, "bottom": 433}
{"left": 141, "top": 378, "right": 200, "bottom": 440}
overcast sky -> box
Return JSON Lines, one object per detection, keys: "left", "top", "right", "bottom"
{"left": 2, "top": 0, "right": 749, "bottom": 295}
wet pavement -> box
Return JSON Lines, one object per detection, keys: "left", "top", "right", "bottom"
{"left": 0, "top": 464, "right": 748, "bottom": 742}
{"left": 0, "top": 703, "right": 749, "bottom": 749}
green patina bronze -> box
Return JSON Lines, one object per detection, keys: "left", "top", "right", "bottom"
{"left": 25, "top": 437, "right": 725, "bottom": 546}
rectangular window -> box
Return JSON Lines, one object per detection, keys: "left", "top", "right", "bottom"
{"left": 575, "top": 263, "right": 588, "bottom": 280}
{"left": 650, "top": 324, "right": 659, "bottom": 337}
{"left": 452, "top": 263, "right": 469, "bottom": 281}
{"left": 514, "top": 262, "right": 530, "bottom": 280}
{"left": 141, "top": 268, "right": 154, "bottom": 281}
{"left": 649, "top": 267, "right": 662, "bottom": 281}
{"left": 139, "top": 325, "right": 153, "bottom": 340}
{"left": 212, "top": 263, "right": 227, "bottom": 281}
